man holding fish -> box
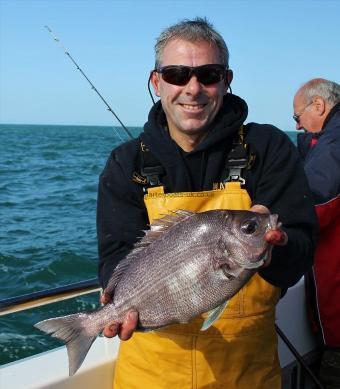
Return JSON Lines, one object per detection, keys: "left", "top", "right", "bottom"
{"left": 95, "top": 17, "right": 317, "bottom": 388}
{"left": 35, "top": 17, "right": 317, "bottom": 388}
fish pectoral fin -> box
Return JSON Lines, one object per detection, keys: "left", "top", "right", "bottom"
{"left": 138, "top": 328, "right": 155, "bottom": 333}
{"left": 201, "top": 300, "right": 229, "bottom": 331}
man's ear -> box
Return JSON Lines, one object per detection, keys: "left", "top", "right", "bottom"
{"left": 150, "top": 71, "right": 161, "bottom": 97}
{"left": 313, "top": 96, "right": 326, "bottom": 116}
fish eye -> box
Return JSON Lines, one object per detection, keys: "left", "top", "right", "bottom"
{"left": 241, "top": 219, "right": 258, "bottom": 234}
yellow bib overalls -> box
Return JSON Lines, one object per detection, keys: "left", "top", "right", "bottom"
{"left": 113, "top": 182, "right": 281, "bottom": 389}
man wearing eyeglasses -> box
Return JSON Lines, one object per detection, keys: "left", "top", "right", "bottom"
{"left": 97, "top": 18, "right": 316, "bottom": 388}
{"left": 293, "top": 78, "right": 340, "bottom": 389}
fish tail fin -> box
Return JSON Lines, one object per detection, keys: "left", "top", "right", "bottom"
{"left": 35, "top": 313, "right": 98, "bottom": 376}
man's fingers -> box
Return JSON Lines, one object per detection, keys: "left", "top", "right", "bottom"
{"left": 249, "top": 205, "right": 287, "bottom": 246}
{"left": 102, "top": 311, "right": 139, "bottom": 340}
{"left": 100, "top": 292, "right": 111, "bottom": 305}
{"left": 265, "top": 230, "right": 288, "bottom": 246}
{"left": 119, "top": 311, "right": 138, "bottom": 341}
{"left": 249, "top": 204, "right": 270, "bottom": 214}
{"left": 103, "top": 322, "right": 119, "bottom": 338}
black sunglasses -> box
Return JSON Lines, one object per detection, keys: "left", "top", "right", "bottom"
{"left": 155, "top": 64, "right": 226, "bottom": 86}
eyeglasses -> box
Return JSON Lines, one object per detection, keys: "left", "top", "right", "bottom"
{"left": 293, "top": 102, "right": 313, "bottom": 123}
{"left": 155, "top": 64, "right": 226, "bottom": 86}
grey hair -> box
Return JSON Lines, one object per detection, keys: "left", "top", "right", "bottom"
{"left": 300, "top": 78, "right": 340, "bottom": 107}
{"left": 154, "top": 17, "right": 229, "bottom": 69}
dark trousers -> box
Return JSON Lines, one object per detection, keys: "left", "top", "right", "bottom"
{"left": 319, "top": 349, "right": 340, "bottom": 389}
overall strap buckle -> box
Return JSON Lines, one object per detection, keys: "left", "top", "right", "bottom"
{"left": 224, "top": 126, "right": 249, "bottom": 185}
{"left": 133, "top": 141, "right": 165, "bottom": 190}
{"left": 141, "top": 165, "right": 164, "bottom": 186}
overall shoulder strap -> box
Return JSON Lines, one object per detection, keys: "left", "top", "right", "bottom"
{"left": 132, "top": 138, "right": 165, "bottom": 190}
{"left": 223, "top": 125, "right": 256, "bottom": 185}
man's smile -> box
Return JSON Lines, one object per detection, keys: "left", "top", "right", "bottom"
{"left": 179, "top": 103, "right": 207, "bottom": 111}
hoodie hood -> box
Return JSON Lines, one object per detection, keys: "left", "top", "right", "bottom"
{"left": 142, "top": 94, "right": 248, "bottom": 160}
{"left": 139, "top": 93, "right": 248, "bottom": 191}
{"left": 322, "top": 102, "right": 340, "bottom": 132}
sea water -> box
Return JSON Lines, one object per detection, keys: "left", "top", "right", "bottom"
{"left": 0, "top": 123, "right": 298, "bottom": 365}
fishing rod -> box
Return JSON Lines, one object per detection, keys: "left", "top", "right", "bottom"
{"left": 44, "top": 25, "right": 134, "bottom": 140}
{"left": 275, "top": 324, "right": 324, "bottom": 389}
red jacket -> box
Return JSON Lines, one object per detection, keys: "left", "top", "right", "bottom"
{"left": 298, "top": 103, "right": 340, "bottom": 346}
{"left": 314, "top": 196, "right": 340, "bottom": 346}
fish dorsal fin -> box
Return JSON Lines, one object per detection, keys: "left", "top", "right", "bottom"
{"left": 105, "top": 210, "right": 195, "bottom": 296}
{"left": 201, "top": 300, "right": 229, "bottom": 331}
{"left": 135, "top": 210, "right": 195, "bottom": 247}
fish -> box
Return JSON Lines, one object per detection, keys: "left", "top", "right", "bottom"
{"left": 35, "top": 209, "right": 279, "bottom": 376}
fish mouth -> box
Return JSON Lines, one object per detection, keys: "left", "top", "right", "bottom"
{"left": 243, "top": 215, "right": 281, "bottom": 270}
{"left": 221, "top": 249, "right": 267, "bottom": 277}
{"left": 243, "top": 249, "right": 268, "bottom": 269}
{"left": 221, "top": 213, "right": 280, "bottom": 274}
{"left": 230, "top": 243, "right": 271, "bottom": 270}
{"left": 268, "top": 214, "right": 280, "bottom": 230}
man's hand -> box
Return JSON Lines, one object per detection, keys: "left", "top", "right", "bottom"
{"left": 250, "top": 204, "right": 288, "bottom": 267}
{"left": 100, "top": 292, "right": 139, "bottom": 340}
{"left": 100, "top": 291, "right": 112, "bottom": 305}
{"left": 249, "top": 204, "right": 270, "bottom": 215}
{"left": 249, "top": 204, "right": 288, "bottom": 245}
{"left": 264, "top": 229, "right": 288, "bottom": 246}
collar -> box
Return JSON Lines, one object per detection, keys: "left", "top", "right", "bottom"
{"left": 322, "top": 102, "right": 340, "bottom": 131}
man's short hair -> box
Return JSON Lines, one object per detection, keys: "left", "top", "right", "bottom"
{"left": 154, "top": 17, "right": 229, "bottom": 69}
{"left": 300, "top": 78, "right": 340, "bottom": 107}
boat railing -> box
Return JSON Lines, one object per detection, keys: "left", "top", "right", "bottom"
{"left": 0, "top": 278, "right": 100, "bottom": 317}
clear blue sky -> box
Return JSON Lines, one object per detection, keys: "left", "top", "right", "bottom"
{"left": 0, "top": 0, "right": 339, "bottom": 132}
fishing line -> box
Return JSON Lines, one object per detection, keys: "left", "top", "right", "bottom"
{"left": 147, "top": 72, "right": 156, "bottom": 105}
{"left": 44, "top": 25, "right": 134, "bottom": 140}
